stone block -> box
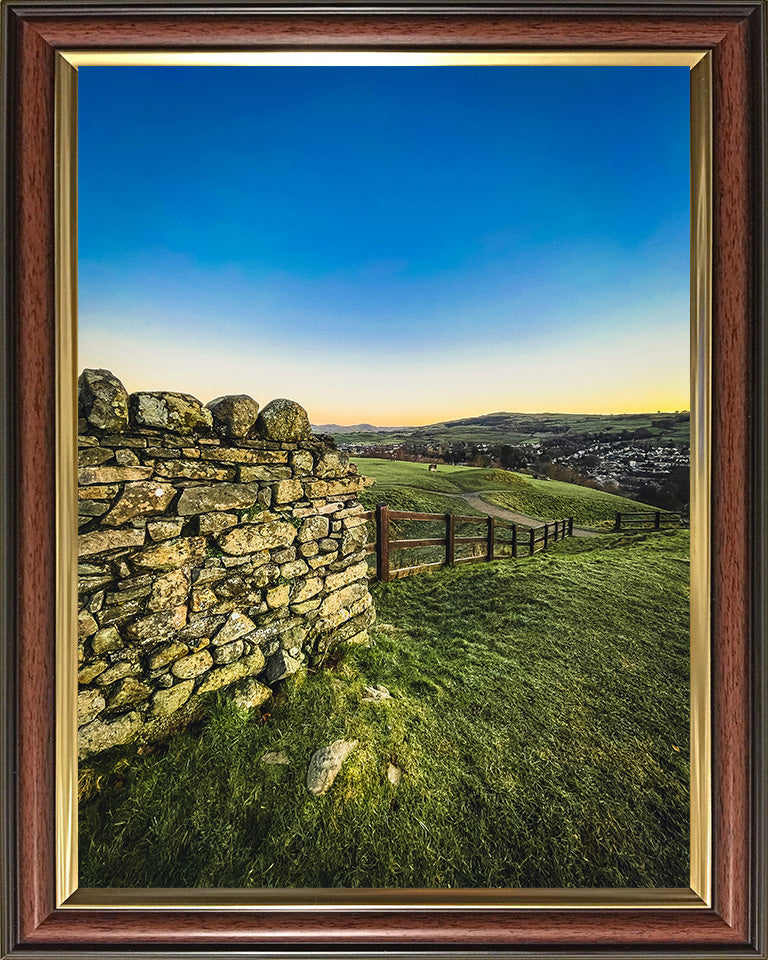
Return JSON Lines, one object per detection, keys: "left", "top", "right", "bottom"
{"left": 213, "top": 639, "right": 244, "bottom": 664}
{"left": 257, "top": 398, "right": 311, "bottom": 442}
{"left": 171, "top": 649, "right": 214, "bottom": 679}
{"left": 78, "top": 609, "right": 98, "bottom": 638}
{"left": 130, "top": 391, "right": 213, "bottom": 435}
{"left": 191, "top": 586, "right": 218, "bottom": 612}
{"left": 134, "top": 536, "right": 208, "bottom": 570}
{"left": 196, "top": 650, "right": 266, "bottom": 694}
{"left": 297, "top": 515, "right": 330, "bottom": 543}
{"left": 78, "top": 447, "right": 114, "bottom": 467}
{"left": 155, "top": 460, "right": 235, "bottom": 481}
{"left": 97, "top": 598, "right": 145, "bottom": 625}
{"left": 264, "top": 649, "right": 302, "bottom": 684}
{"left": 147, "top": 519, "right": 184, "bottom": 541}
{"left": 213, "top": 611, "right": 256, "bottom": 645}
{"left": 198, "top": 512, "right": 238, "bottom": 536}
{"left": 78, "top": 527, "right": 146, "bottom": 558}
{"left": 148, "top": 569, "right": 190, "bottom": 612}
{"left": 79, "top": 711, "right": 142, "bottom": 759}
{"left": 218, "top": 520, "right": 297, "bottom": 556}
{"left": 280, "top": 558, "right": 309, "bottom": 579}
{"left": 229, "top": 677, "right": 271, "bottom": 710}
{"left": 200, "top": 447, "right": 287, "bottom": 464}
{"left": 78, "top": 688, "right": 106, "bottom": 726}
{"left": 78, "top": 369, "right": 129, "bottom": 434}
{"left": 104, "top": 481, "right": 176, "bottom": 526}
{"left": 78, "top": 660, "right": 108, "bottom": 684}
{"left": 266, "top": 584, "right": 290, "bottom": 609}
{"left": 325, "top": 561, "right": 369, "bottom": 593}
{"left": 315, "top": 450, "right": 349, "bottom": 478}
{"left": 177, "top": 482, "right": 259, "bottom": 516}
{"left": 239, "top": 465, "right": 292, "bottom": 482}
{"left": 148, "top": 641, "right": 189, "bottom": 671}
{"left": 91, "top": 625, "right": 122, "bottom": 655}
{"left": 205, "top": 394, "right": 260, "bottom": 439}
{"left": 107, "top": 677, "right": 152, "bottom": 710}
{"left": 272, "top": 478, "right": 304, "bottom": 503}
{"left": 290, "top": 450, "right": 314, "bottom": 475}
{"left": 79, "top": 465, "right": 153, "bottom": 485}
{"left": 124, "top": 605, "right": 187, "bottom": 643}
{"left": 94, "top": 659, "right": 140, "bottom": 686}
{"left": 151, "top": 680, "right": 194, "bottom": 717}
{"left": 78, "top": 483, "right": 119, "bottom": 500}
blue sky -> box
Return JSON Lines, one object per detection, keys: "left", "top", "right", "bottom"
{"left": 78, "top": 65, "right": 690, "bottom": 424}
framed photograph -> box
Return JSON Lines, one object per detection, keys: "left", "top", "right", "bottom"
{"left": 1, "top": 2, "right": 766, "bottom": 957}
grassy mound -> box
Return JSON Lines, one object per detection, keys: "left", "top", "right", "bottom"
{"left": 353, "top": 458, "right": 656, "bottom": 528}
{"left": 482, "top": 478, "right": 657, "bottom": 528}
{"left": 79, "top": 531, "right": 690, "bottom": 889}
{"left": 352, "top": 458, "right": 475, "bottom": 494}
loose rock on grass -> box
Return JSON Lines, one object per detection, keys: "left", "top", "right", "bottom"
{"left": 306, "top": 739, "right": 358, "bottom": 796}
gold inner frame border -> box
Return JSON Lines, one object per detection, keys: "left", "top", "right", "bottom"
{"left": 55, "top": 49, "right": 712, "bottom": 911}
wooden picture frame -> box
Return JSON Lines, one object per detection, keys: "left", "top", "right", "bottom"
{"left": 1, "top": 1, "right": 766, "bottom": 956}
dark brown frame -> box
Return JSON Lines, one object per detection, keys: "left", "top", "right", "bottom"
{"left": 1, "top": 2, "right": 766, "bottom": 956}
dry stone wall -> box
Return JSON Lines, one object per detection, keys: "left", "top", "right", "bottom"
{"left": 77, "top": 370, "right": 374, "bottom": 759}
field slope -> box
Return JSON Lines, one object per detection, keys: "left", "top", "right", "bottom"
{"left": 79, "top": 531, "right": 690, "bottom": 889}
{"left": 354, "top": 458, "right": 657, "bottom": 528}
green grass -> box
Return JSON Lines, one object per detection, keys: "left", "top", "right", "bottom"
{"left": 79, "top": 531, "right": 690, "bottom": 889}
{"left": 359, "top": 484, "right": 485, "bottom": 518}
{"left": 354, "top": 458, "right": 482, "bottom": 494}
{"left": 482, "top": 479, "right": 658, "bottom": 528}
{"left": 353, "top": 458, "right": 656, "bottom": 528}
{"left": 356, "top": 467, "right": 489, "bottom": 571}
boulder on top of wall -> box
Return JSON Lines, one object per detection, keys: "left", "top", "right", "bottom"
{"left": 206, "top": 394, "right": 260, "bottom": 439}
{"left": 257, "top": 398, "right": 311, "bottom": 442}
{"left": 78, "top": 369, "right": 129, "bottom": 433}
{"left": 130, "top": 391, "right": 213, "bottom": 435}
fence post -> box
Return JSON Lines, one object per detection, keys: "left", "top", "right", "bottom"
{"left": 554, "top": 519, "right": 559, "bottom": 541}
{"left": 543, "top": 523, "right": 549, "bottom": 550}
{"left": 486, "top": 516, "right": 495, "bottom": 562}
{"left": 614, "top": 512, "right": 622, "bottom": 531}
{"left": 569, "top": 517, "right": 574, "bottom": 537}
{"left": 530, "top": 527, "right": 535, "bottom": 555}
{"left": 446, "top": 513, "right": 455, "bottom": 566}
{"left": 376, "top": 504, "right": 390, "bottom": 583}
{"left": 511, "top": 522, "right": 517, "bottom": 558}
{"left": 655, "top": 511, "right": 661, "bottom": 530}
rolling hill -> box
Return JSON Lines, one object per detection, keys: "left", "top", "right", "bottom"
{"left": 327, "top": 411, "right": 691, "bottom": 448}
{"left": 353, "top": 458, "right": 659, "bottom": 529}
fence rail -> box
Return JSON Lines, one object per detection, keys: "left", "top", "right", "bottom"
{"left": 613, "top": 510, "right": 689, "bottom": 532}
{"left": 363, "top": 505, "right": 574, "bottom": 583}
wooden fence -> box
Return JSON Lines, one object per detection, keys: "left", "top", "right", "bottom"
{"left": 613, "top": 510, "right": 689, "bottom": 532}
{"left": 361, "top": 505, "right": 574, "bottom": 583}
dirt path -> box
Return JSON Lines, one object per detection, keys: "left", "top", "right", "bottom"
{"left": 375, "top": 482, "right": 601, "bottom": 538}
{"left": 455, "top": 492, "right": 600, "bottom": 538}
{"left": 457, "top": 492, "right": 540, "bottom": 526}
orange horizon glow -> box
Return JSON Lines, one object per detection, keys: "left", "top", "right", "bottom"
{"left": 79, "top": 319, "right": 690, "bottom": 429}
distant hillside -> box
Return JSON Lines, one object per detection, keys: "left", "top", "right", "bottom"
{"left": 325, "top": 410, "right": 690, "bottom": 447}
{"left": 312, "top": 423, "right": 405, "bottom": 434}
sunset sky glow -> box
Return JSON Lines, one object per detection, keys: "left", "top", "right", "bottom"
{"left": 78, "top": 65, "right": 690, "bottom": 425}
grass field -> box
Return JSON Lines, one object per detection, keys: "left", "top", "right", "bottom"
{"left": 79, "top": 531, "right": 690, "bottom": 889}
{"left": 353, "top": 458, "right": 656, "bottom": 528}
{"left": 481, "top": 480, "right": 658, "bottom": 528}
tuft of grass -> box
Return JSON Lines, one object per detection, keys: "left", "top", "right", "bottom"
{"left": 79, "top": 531, "right": 689, "bottom": 889}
